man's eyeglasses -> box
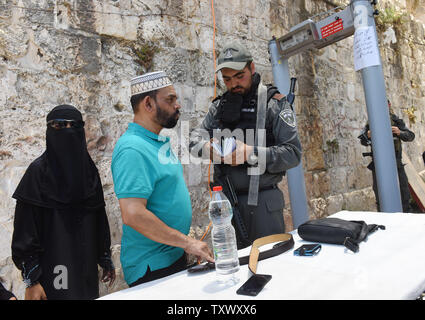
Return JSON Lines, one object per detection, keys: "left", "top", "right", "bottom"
{"left": 47, "top": 119, "right": 85, "bottom": 130}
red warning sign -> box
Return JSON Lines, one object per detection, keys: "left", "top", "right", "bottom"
{"left": 321, "top": 19, "right": 344, "bottom": 39}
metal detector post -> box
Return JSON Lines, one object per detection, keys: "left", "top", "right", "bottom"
{"left": 269, "top": 40, "right": 310, "bottom": 228}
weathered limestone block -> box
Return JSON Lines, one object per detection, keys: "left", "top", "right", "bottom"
{"left": 0, "top": 161, "right": 28, "bottom": 223}
{"left": 343, "top": 188, "right": 377, "bottom": 212}
{"left": 309, "top": 197, "right": 328, "bottom": 219}
{"left": 92, "top": 2, "right": 139, "bottom": 41}
{"left": 194, "top": 86, "right": 214, "bottom": 113}
{"left": 0, "top": 220, "right": 13, "bottom": 263}
{"left": 0, "top": 66, "right": 17, "bottom": 107}
{"left": 283, "top": 208, "right": 294, "bottom": 232}
{"left": 326, "top": 193, "right": 344, "bottom": 215}
{"left": 0, "top": 23, "right": 29, "bottom": 60}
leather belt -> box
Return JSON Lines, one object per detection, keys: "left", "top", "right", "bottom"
{"left": 247, "top": 233, "right": 294, "bottom": 274}
{"left": 187, "top": 233, "right": 294, "bottom": 274}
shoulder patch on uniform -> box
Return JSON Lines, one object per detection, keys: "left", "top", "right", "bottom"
{"left": 279, "top": 108, "right": 296, "bottom": 127}
{"left": 272, "top": 93, "right": 285, "bottom": 101}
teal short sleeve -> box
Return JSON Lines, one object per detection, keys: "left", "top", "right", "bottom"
{"left": 112, "top": 147, "right": 156, "bottom": 199}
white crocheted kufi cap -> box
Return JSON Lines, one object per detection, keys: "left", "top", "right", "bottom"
{"left": 130, "top": 71, "right": 173, "bottom": 96}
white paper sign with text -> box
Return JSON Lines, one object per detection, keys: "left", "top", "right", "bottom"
{"left": 353, "top": 26, "right": 381, "bottom": 71}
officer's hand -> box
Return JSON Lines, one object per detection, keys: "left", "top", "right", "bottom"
{"left": 25, "top": 283, "right": 47, "bottom": 300}
{"left": 391, "top": 126, "right": 400, "bottom": 136}
{"left": 223, "top": 140, "right": 251, "bottom": 166}
{"left": 184, "top": 238, "right": 214, "bottom": 263}
{"left": 204, "top": 139, "right": 223, "bottom": 164}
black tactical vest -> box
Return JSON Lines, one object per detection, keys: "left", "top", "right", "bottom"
{"left": 215, "top": 79, "right": 280, "bottom": 148}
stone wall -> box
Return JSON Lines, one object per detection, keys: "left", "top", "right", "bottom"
{"left": 0, "top": 0, "right": 424, "bottom": 299}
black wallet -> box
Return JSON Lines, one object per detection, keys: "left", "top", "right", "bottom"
{"left": 297, "top": 218, "right": 385, "bottom": 253}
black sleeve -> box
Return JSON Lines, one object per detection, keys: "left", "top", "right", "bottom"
{"left": 0, "top": 282, "right": 16, "bottom": 300}
{"left": 262, "top": 98, "right": 302, "bottom": 173}
{"left": 392, "top": 116, "right": 415, "bottom": 142}
{"left": 96, "top": 207, "right": 114, "bottom": 271}
{"left": 11, "top": 201, "right": 43, "bottom": 287}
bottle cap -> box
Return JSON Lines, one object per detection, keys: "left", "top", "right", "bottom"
{"left": 212, "top": 186, "right": 222, "bottom": 191}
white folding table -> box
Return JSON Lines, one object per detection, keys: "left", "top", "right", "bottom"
{"left": 99, "top": 211, "right": 425, "bottom": 300}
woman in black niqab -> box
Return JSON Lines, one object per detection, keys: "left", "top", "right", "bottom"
{"left": 11, "top": 105, "right": 115, "bottom": 300}
{"left": 13, "top": 105, "right": 104, "bottom": 209}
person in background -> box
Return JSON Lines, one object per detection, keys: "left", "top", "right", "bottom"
{"left": 359, "top": 100, "right": 415, "bottom": 212}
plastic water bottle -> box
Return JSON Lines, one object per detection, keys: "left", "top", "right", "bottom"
{"left": 208, "top": 186, "right": 240, "bottom": 283}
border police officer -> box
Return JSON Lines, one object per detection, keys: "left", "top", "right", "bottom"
{"left": 190, "top": 42, "right": 302, "bottom": 248}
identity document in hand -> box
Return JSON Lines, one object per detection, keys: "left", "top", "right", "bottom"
{"left": 211, "top": 137, "right": 237, "bottom": 157}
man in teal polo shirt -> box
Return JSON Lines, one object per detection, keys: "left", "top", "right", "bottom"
{"left": 112, "top": 71, "right": 213, "bottom": 287}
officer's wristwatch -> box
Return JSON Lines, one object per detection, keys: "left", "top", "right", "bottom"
{"left": 248, "top": 146, "right": 258, "bottom": 164}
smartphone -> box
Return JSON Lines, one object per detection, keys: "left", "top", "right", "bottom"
{"left": 293, "top": 244, "right": 321, "bottom": 256}
{"left": 236, "top": 274, "right": 272, "bottom": 297}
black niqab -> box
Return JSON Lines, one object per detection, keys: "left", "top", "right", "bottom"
{"left": 13, "top": 105, "right": 104, "bottom": 209}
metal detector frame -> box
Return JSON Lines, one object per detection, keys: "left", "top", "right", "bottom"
{"left": 270, "top": 0, "right": 403, "bottom": 227}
